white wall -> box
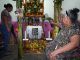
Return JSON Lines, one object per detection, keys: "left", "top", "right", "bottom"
{"left": 0, "top": 0, "right": 17, "bottom": 22}
{"left": 62, "top": 0, "right": 80, "bottom": 21}
{"left": 62, "top": 0, "right": 80, "bottom": 13}
{"left": 44, "top": 0, "right": 54, "bottom": 19}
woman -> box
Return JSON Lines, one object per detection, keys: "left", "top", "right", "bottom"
{"left": 43, "top": 20, "right": 52, "bottom": 38}
{"left": 1, "top": 3, "right": 13, "bottom": 52}
{"left": 46, "top": 8, "right": 80, "bottom": 60}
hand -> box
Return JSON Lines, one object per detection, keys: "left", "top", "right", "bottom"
{"left": 7, "top": 27, "right": 10, "bottom": 32}
{"left": 49, "top": 50, "right": 58, "bottom": 60}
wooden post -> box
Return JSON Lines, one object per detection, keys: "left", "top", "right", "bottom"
{"left": 54, "top": 0, "right": 59, "bottom": 38}
{"left": 17, "top": 17, "right": 23, "bottom": 60}
{"left": 53, "top": 0, "right": 64, "bottom": 38}
{"left": 15, "top": 0, "right": 23, "bottom": 60}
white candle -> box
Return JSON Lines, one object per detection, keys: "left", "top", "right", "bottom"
{"left": 40, "top": 0, "right": 43, "bottom": 3}
{"left": 25, "top": 31, "right": 27, "bottom": 39}
{"left": 48, "top": 31, "right": 50, "bottom": 38}
{"left": 23, "top": 0, "right": 26, "bottom": 4}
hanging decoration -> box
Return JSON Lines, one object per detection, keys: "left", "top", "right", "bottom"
{"left": 16, "top": 0, "right": 22, "bottom": 8}
{"left": 17, "top": 16, "right": 23, "bottom": 59}
{"left": 23, "top": 0, "right": 44, "bottom": 16}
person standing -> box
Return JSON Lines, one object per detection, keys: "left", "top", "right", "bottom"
{"left": 43, "top": 20, "right": 52, "bottom": 38}
{"left": 1, "top": 3, "right": 13, "bottom": 52}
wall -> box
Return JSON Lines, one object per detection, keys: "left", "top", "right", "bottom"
{"left": 0, "top": 0, "right": 17, "bottom": 22}
{"left": 62, "top": 0, "right": 80, "bottom": 21}
{"left": 44, "top": 0, "right": 54, "bottom": 19}
{"left": 62, "top": 0, "right": 80, "bottom": 13}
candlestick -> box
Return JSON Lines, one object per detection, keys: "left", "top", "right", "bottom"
{"left": 25, "top": 31, "right": 27, "bottom": 39}
{"left": 48, "top": 31, "right": 50, "bottom": 38}
{"left": 23, "top": 0, "right": 26, "bottom": 4}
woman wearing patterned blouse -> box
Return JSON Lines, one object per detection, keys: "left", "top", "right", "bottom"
{"left": 46, "top": 8, "right": 80, "bottom": 60}
{"left": 1, "top": 3, "right": 13, "bottom": 52}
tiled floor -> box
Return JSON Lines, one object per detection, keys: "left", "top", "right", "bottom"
{"left": 23, "top": 53, "right": 47, "bottom": 60}
{"left": 0, "top": 34, "right": 47, "bottom": 60}
{"left": 0, "top": 45, "right": 18, "bottom": 60}
{"left": 0, "top": 44, "right": 47, "bottom": 60}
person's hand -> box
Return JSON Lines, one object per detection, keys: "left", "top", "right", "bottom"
{"left": 7, "top": 27, "right": 10, "bottom": 32}
{"left": 49, "top": 50, "right": 59, "bottom": 60}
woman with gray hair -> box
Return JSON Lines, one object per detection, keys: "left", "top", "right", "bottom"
{"left": 46, "top": 8, "right": 80, "bottom": 60}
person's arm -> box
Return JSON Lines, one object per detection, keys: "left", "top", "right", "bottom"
{"left": 50, "top": 35, "right": 80, "bottom": 59}
{"left": 2, "top": 16, "right": 10, "bottom": 32}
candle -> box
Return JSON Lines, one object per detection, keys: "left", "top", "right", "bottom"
{"left": 48, "top": 31, "right": 50, "bottom": 38}
{"left": 23, "top": 30, "right": 28, "bottom": 41}
{"left": 23, "top": 0, "right": 26, "bottom": 4}
{"left": 40, "top": 0, "right": 43, "bottom": 3}
{"left": 25, "top": 31, "right": 27, "bottom": 39}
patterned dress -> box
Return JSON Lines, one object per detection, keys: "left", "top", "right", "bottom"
{"left": 1, "top": 9, "right": 12, "bottom": 28}
{"left": 1, "top": 9, "right": 12, "bottom": 51}
{"left": 46, "top": 24, "right": 80, "bottom": 60}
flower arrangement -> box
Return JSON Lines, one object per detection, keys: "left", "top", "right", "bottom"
{"left": 24, "top": 40, "right": 47, "bottom": 53}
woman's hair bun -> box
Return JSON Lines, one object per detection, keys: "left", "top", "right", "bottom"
{"left": 72, "top": 8, "right": 80, "bottom": 14}
{"left": 66, "top": 8, "right": 80, "bottom": 23}
{"left": 4, "top": 4, "right": 7, "bottom": 8}
{"left": 4, "top": 3, "right": 13, "bottom": 8}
